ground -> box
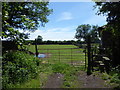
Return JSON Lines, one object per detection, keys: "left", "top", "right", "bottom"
{"left": 42, "top": 71, "right": 111, "bottom": 88}
{"left": 25, "top": 45, "right": 116, "bottom": 88}
{"left": 43, "top": 73, "right": 64, "bottom": 88}
{"left": 77, "top": 71, "right": 111, "bottom": 88}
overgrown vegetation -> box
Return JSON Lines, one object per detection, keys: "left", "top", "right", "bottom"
{"left": 2, "top": 51, "right": 40, "bottom": 88}
{"left": 101, "top": 65, "right": 120, "bottom": 89}
{"left": 2, "top": 45, "right": 86, "bottom": 88}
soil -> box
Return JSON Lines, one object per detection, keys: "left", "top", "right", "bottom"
{"left": 43, "top": 73, "right": 64, "bottom": 88}
{"left": 77, "top": 71, "right": 111, "bottom": 88}
{"left": 43, "top": 71, "right": 111, "bottom": 88}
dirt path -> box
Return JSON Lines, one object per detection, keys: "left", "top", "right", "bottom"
{"left": 43, "top": 73, "right": 64, "bottom": 88}
{"left": 77, "top": 71, "right": 111, "bottom": 88}
{"left": 42, "top": 71, "right": 111, "bottom": 88}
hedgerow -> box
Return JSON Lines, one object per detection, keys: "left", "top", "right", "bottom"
{"left": 2, "top": 51, "right": 40, "bottom": 88}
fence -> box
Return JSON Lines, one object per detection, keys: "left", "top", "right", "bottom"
{"left": 38, "top": 48, "right": 86, "bottom": 66}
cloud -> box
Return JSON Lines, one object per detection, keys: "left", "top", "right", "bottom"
{"left": 29, "top": 26, "right": 77, "bottom": 41}
{"left": 57, "top": 12, "right": 73, "bottom": 22}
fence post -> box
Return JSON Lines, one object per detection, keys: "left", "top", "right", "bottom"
{"left": 59, "top": 49, "right": 60, "bottom": 63}
{"left": 85, "top": 47, "right": 87, "bottom": 70}
{"left": 71, "top": 48, "right": 72, "bottom": 65}
{"left": 35, "top": 39, "right": 38, "bottom": 57}
{"left": 47, "top": 49, "right": 49, "bottom": 64}
{"left": 87, "top": 35, "right": 92, "bottom": 75}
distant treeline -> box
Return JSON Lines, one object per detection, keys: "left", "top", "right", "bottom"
{"left": 24, "top": 40, "right": 100, "bottom": 45}
{"left": 25, "top": 40, "right": 83, "bottom": 45}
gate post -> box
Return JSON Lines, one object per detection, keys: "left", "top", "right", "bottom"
{"left": 87, "top": 35, "right": 92, "bottom": 75}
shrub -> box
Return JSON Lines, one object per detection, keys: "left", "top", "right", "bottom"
{"left": 2, "top": 51, "right": 40, "bottom": 88}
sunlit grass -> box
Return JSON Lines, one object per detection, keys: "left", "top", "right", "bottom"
{"left": 26, "top": 45, "right": 86, "bottom": 65}
{"left": 16, "top": 45, "right": 86, "bottom": 88}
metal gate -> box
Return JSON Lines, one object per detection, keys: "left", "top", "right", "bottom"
{"left": 38, "top": 48, "right": 86, "bottom": 66}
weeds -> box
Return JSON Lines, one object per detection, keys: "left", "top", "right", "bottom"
{"left": 101, "top": 66, "right": 120, "bottom": 89}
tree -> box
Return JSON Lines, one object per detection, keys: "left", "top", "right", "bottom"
{"left": 75, "top": 24, "right": 99, "bottom": 43}
{"left": 2, "top": 2, "right": 52, "bottom": 45}
{"left": 36, "top": 35, "right": 43, "bottom": 44}
{"left": 90, "top": 25, "right": 100, "bottom": 43}
{"left": 75, "top": 24, "right": 91, "bottom": 41}
{"left": 94, "top": 2, "right": 120, "bottom": 66}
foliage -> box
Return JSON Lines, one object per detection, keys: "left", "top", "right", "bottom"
{"left": 101, "top": 65, "right": 120, "bottom": 89}
{"left": 24, "top": 40, "right": 77, "bottom": 45}
{"left": 75, "top": 24, "right": 99, "bottom": 43}
{"left": 2, "top": 2, "right": 52, "bottom": 45}
{"left": 94, "top": 2, "right": 120, "bottom": 27}
{"left": 36, "top": 35, "right": 43, "bottom": 44}
{"left": 2, "top": 51, "right": 40, "bottom": 88}
{"left": 95, "top": 2, "right": 120, "bottom": 66}
{"left": 75, "top": 24, "right": 91, "bottom": 41}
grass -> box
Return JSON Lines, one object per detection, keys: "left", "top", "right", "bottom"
{"left": 11, "top": 44, "right": 119, "bottom": 88}
{"left": 13, "top": 45, "right": 86, "bottom": 88}
{"left": 12, "top": 64, "right": 53, "bottom": 88}
{"left": 12, "top": 62, "right": 85, "bottom": 88}
{"left": 26, "top": 45, "right": 86, "bottom": 65}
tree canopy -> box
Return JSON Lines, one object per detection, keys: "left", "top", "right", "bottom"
{"left": 36, "top": 35, "right": 43, "bottom": 44}
{"left": 2, "top": 2, "right": 52, "bottom": 44}
{"left": 94, "top": 2, "right": 120, "bottom": 35}
{"left": 75, "top": 24, "right": 99, "bottom": 43}
{"left": 95, "top": 2, "right": 120, "bottom": 66}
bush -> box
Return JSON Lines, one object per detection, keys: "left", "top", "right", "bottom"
{"left": 2, "top": 51, "right": 40, "bottom": 88}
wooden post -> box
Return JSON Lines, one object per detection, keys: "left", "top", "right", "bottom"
{"left": 85, "top": 47, "right": 87, "bottom": 70}
{"left": 59, "top": 49, "right": 60, "bottom": 63}
{"left": 87, "top": 35, "right": 92, "bottom": 75}
{"left": 35, "top": 39, "right": 38, "bottom": 57}
{"left": 71, "top": 48, "right": 73, "bottom": 65}
{"left": 91, "top": 49, "right": 94, "bottom": 71}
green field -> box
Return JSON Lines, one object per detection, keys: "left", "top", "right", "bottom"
{"left": 26, "top": 45, "right": 86, "bottom": 65}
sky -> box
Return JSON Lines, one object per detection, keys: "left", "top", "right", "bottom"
{"left": 29, "top": 2, "right": 107, "bottom": 41}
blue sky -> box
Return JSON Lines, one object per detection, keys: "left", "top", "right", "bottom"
{"left": 29, "top": 2, "right": 107, "bottom": 41}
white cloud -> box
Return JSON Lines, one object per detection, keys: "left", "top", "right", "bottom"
{"left": 57, "top": 12, "right": 73, "bottom": 22}
{"left": 29, "top": 26, "right": 77, "bottom": 41}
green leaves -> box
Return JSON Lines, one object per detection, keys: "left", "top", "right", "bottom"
{"left": 2, "top": 51, "right": 40, "bottom": 88}
{"left": 75, "top": 24, "right": 99, "bottom": 43}
{"left": 2, "top": 2, "right": 52, "bottom": 44}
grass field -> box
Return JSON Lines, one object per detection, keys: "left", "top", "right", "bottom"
{"left": 26, "top": 45, "right": 86, "bottom": 65}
